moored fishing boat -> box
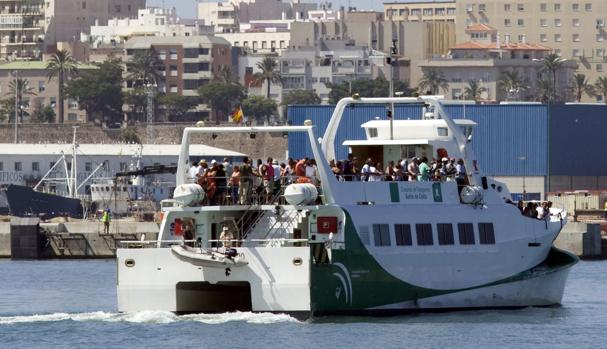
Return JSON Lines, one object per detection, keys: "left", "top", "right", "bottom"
{"left": 116, "top": 96, "right": 577, "bottom": 317}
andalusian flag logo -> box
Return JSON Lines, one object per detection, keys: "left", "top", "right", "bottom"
{"left": 231, "top": 105, "right": 243, "bottom": 123}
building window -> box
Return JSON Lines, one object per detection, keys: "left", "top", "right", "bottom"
{"left": 504, "top": 19, "right": 511, "bottom": 27}
{"left": 597, "top": 48, "right": 605, "bottom": 57}
{"left": 573, "top": 34, "right": 580, "bottom": 42}
{"left": 555, "top": 49, "right": 562, "bottom": 55}
{"left": 596, "top": 34, "right": 605, "bottom": 42}
{"left": 261, "top": 41, "right": 267, "bottom": 49}
{"left": 586, "top": 3, "right": 592, "bottom": 11}
{"left": 447, "top": 8, "right": 455, "bottom": 15}
{"left": 279, "top": 40, "right": 285, "bottom": 49}
{"left": 572, "top": 18, "right": 580, "bottom": 27}
{"left": 597, "top": 64, "right": 603, "bottom": 72}
{"left": 518, "top": 34, "right": 525, "bottom": 42}
{"left": 373, "top": 224, "right": 391, "bottom": 246}
{"left": 169, "top": 48, "right": 177, "bottom": 59}
{"left": 199, "top": 48, "right": 209, "bottom": 55}
{"left": 540, "top": 19, "right": 547, "bottom": 27}
{"left": 38, "top": 80, "right": 45, "bottom": 92}
{"left": 573, "top": 48, "right": 581, "bottom": 57}
{"left": 415, "top": 224, "right": 433, "bottom": 246}
{"left": 504, "top": 4, "right": 511, "bottom": 11}
{"left": 158, "top": 49, "right": 166, "bottom": 60}
{"left": 120, "top": 162, "right": 128, "bottom": 171}
{"left": 517, "top": 19, "right": 524, "bottom": 26}
{"left": 437, "top": 223, "right": 454, "bottom": 245}
{"left": 554, "top": 18, "right": 561, "bottom": 27}
{"left": 554, "top": 3, "right": 561, "bottom": 12}
{"left": 14, "top": 162, "right": 22, "bottom": 171}
{"left": 478, "top": 223, "right": 496, "bottom": 244}
{"left": 554, "top": 34, "right": 561, "bottom": 42}
{"left": 85, "top": 162, "right": 92, "bottom": 172}
{"left": 170, "top": 65, "right": 178, "bottom": 76}
{"left": 32, "top": 162, "right": 39, "bottom": 172}
{"left": 572, "top": 3, "right": 579, "bottom": 12}
{"left": 423, "top": 8, "right": 433, "bottom": 16}
{"left": 68, "top": 113, "right": 77, "bottom": 121}
{"left": 82, "top": 1, "right": 86, "bottom": 9}
{"left": 539, "top": 3, "right": 546, "bottom": 12}
{"left": 170, "top": 85, "right": 178, "bottom": 93}
{"left": 458, "top": 223, "right": 475, "bottom": 245}
{"left": 115, "top": 4, "right": 121, "bottom": 12}
{"left": 517, "top": 3, "right": 524, "bottom": 11}
{"left": 540, "top": 34, "right": 547, "bottom": 42}
{"left": 395, "top": 224, "right": 412, "bottom": 246}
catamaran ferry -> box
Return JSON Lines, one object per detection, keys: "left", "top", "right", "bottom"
{"left": 116, "top": 96, "right": 577, "bottom": 317}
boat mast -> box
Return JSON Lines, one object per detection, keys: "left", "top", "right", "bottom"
{"left": 71, "top": 126, "right": 79, "bottom": 198}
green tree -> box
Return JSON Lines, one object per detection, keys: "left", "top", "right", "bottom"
{"left": 0, "top": 98, "right": 15, "bottom": 123}
{"left": 123, "top": 88, "right": 147, "bottom": 122}
{"left": 538, "top": 53, "right": 565, "bottom": 103}
{"left": 464, "top": 79, "right": 487, "bottom": 102}
{"left": 282, "top": 89, "right": 321, "bottom": 106}
{"left": 418, "top": 69, "right": 449, "bottom": 95}
{"left": 119, "top": 128, "right": 141, "bottom": 144}
{"left": 325, "top": 77, "right": 416, "bottom": 104}
{"left": 498, "top": 70, "right": 528, "bottom": 101}
{"left": 65, "top": 58, "right": 123, "bottom": 123}
{"left": 242, "top": 95, "right": 277, "bottom": 124}
{"left": 46, "top": 49, "right": 78, "bottom": 123}
{"left": 158, "top": 93, "right": 198, "bottom": 121}
{"left": 126, "top": 49, "right": 163, "bottom": 87}
{"left": 570, "top": 73, "right": 594, "bottom": 102}
{"left": 254, "top": 57, "right": 282, "bottom": 98}
{"left": 534, "top": 76, "right": 553, "bottom": 103}
{"left": 198, "top": 81, "right": 245, "bottom": 122}
{"left": 6, "top": 77, "right": 36, "bottom": 122}
{"left": 30, "top": 104, "right": 56, "bottom": 123}
{"left": 595, "top": 76, "right": 607, "bottom": 104}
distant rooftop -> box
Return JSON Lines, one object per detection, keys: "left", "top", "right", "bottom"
{"left": 125, "top": 35, "right": 230, "bottom": 48}
{"left": 451, "top": 41, "right": 551, "bottom": 51}
{"left": 0, "top": 61, "right": 98, "bottom": 71}
{"left": 465, "top": 23, "right": 497, "bottom": 32}
{"left": 384, "top": 0, "right": 455, "bottom": 4}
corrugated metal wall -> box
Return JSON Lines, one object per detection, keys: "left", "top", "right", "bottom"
{"left": 288, "top": 104, "right": 549, "bottom": 176}
{"left": 549, "top": 105, "right": 607, "bottom": 176}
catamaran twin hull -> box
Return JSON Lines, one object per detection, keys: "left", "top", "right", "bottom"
{"left": 117, "top": 205, "right": 577, "bottom": 316}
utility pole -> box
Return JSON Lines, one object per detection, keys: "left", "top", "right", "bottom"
{"left": 146, "top": 83, "right": 155, "bottom": 144}
{"left": 388, "top": 38, "right": 397, "bottom": 140}
{"left": 13, "top": 70, "right": 18, "bottom": 144}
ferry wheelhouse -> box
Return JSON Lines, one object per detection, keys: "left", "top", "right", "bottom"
{"left": 116, "top": 97, "right": 577, "bottom": 316}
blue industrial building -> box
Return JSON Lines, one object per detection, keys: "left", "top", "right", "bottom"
{"left": 287, "top": 103, "right": 607, "bottom": 197}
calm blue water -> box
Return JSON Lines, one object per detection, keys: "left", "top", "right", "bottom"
{"left": 0, "top": 259, "right": 605, "bottom": 349}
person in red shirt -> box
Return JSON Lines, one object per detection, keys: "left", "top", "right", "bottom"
{"left": 295, "top": 157, "right": 308, "bottom": 177}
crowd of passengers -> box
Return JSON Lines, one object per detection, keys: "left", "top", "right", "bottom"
{"left": 517, "top": 200, "right": 554, "bottom": 220}
{"left": 188, "top": 154, "right": 468, "bottom": 205}
{"left": 333, "top": 155, "right": 467, "bottom": 185}
{"left": 189, "top": 156, "right": 322, "bottom": 205}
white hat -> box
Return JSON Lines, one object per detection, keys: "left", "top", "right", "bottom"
{"left": 441, "top": 157, "right": 448, "bottom": 162}
{"left": 211, "top": 159, "right": 217, "bottom": 164}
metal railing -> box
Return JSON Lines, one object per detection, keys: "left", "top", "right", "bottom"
{"left": 117, "top": 238, "right": 310, "bottom": 249}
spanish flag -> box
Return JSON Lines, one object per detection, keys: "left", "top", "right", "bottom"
{"left": 231, "top": 105, "right": 243, "bottom": 123}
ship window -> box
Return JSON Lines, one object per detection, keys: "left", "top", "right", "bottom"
{"left": 373, "top": 224, "right": 391, "bottom": 246}
{"left": 368, "top": 128, "right": 378, "bottom": 138}
{"left": 458, "top": 223, "right": 475, "bottom": 245}
{"left": 479, "top": 223, "right": 495, "bottom": 244}
{"left": 85, "top": 162, "right": 92, "bottom": 171}
{"left": 437, "top": 127, "right": 448, "bottom": 137}
{"left": 0, "top": 162, "right": 3, "bottom": 171}
{"left": 437, "top": 223, "right": 454, "bottom": 245}
{"left": 14, "top": 162, "right": 22, "bottom": 171}
{"left": 395, "top": 224, "right": 412, "bottom": 246}
{"left": 358, "top": 225, "right": 370, "bottom": 245}
{"left": 32, "top": 162, "right": 39, "bottom": 172}
{"left": 415, "top": 223, "right": 433, "bottom": 245}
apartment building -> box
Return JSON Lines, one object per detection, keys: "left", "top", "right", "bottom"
{"left": 456, "top": 0, "right": 607, "bottom": 101}
{"left": 420, "top": 24, "right": 577, "bottom": 101}
{"left": 0, "top": 61, "right": 97, "bottom": 122}
{"left": 384, "top": 0, "right": 456, "bottom": 22}
{"left": 124, "top": 36, "right": 232, "bottom": 120}
{"left": 0, "top": 0, "right": 45, "bottom": 59}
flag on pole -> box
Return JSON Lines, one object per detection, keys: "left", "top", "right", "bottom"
{"left": 231, "top": 105, "right": 243, "bottom": 123}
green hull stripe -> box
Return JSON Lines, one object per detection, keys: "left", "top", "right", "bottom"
{"left": 310, "top": 209, "right": 578, "bottom": 312}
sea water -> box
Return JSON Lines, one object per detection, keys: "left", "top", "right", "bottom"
{"left": 0, "top": 259, "right": 605, "bottom": 349}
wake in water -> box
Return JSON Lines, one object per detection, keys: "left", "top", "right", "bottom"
{"left": 0, "top": 310, "right": 299, "bottom": 325}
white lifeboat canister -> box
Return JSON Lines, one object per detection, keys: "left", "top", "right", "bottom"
{"left": 284, "top": 183, "right": 318, "bottom": 205}
{"left": 460, "top": 186, "right": 483, "bottom": 205}
{"left": 173, "top": 184, "right": 205, "bottom": 206}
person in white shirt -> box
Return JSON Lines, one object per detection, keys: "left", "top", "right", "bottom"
{"left": 189, "top": 163, "right": 198, "bottom": 180}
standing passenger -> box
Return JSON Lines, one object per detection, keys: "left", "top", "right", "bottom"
{"left": 102, "top": 208, "right": 111, "bottom": 234}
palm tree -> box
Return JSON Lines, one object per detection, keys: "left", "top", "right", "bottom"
{"left": 418, "top": 69, "right": 449, "bottom": 95}
{"left": 570, "top": 73, "right": 594, "bottom": 102}
{"left": 6, "top": 77, "right": 36, "bottom": 122}
{"left": 254, "top": 57, "right": 282, "bottom": 98}
{"left": 214, "top": 65, "right": 238, "bottom": 84}
{"left": 595, "top": 76, "right": 607, "bottom": 104}
{"left": 498, "top": 70, "right": 527, "bottom": 100}
{"left": 46, "top": 49, "right": 78, "bottom": 123}
{"left": 534, "top": 76, "right": 553, "bottom": 103}
{"left": 464, "top": 79, "right": 486, "bottom": 102}
{"left": 538, "top": 53, "right": 565, "bottom": 103}
{"left": 126, "top": 49, "right": 163, "bottom": 87}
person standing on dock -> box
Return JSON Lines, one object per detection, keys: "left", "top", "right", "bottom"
{"left": 102, "top": 208, "right": 111, "bottom": 234}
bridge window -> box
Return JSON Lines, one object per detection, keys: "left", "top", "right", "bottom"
{"left": 368, "top": 128, "right": 378, "bottom": 138}
{"left": 415, "top": 223, "right": 433, "bottom": 246}
{"left": 358, "top": 225, "right": 370, "bottom": 245}
{"left": 373, "top": 224, "right": 391, "bottom": 246}
{"left": 458, "top": 223, "right": 475, "bottom": 245}
{"left": 437, "top": 223, "right": 454, "bottom": 245}
{"left": 395, "top": 224, "right": 412, "bottom": 246}
{"left": 478, "top": 223, "right": 496, "bottom": 244}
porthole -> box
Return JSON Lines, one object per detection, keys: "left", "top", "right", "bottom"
{"left": 125, "top": 259, "right": 135, "bottom": 267}
{"left": 292, "top": 257, "right": 303, "bottom": 266}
